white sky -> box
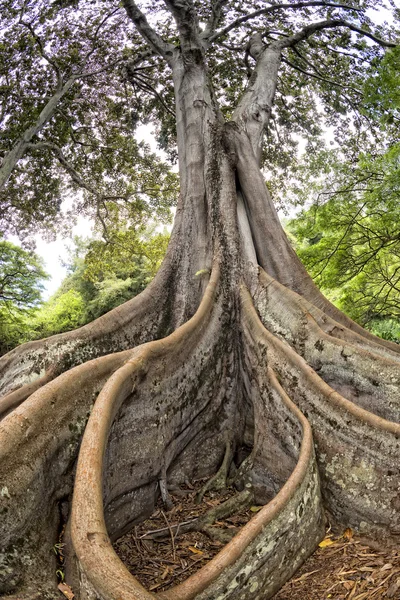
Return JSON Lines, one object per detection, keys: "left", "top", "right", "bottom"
{"left": 30, "top": 4, "right": 396, "bottom": 299}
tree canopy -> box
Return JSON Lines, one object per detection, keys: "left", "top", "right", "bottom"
{"left": 0, "top": 0, "right": 178, "bottom": 240}
{"left": 1, "top": 0, "right": 398, "bottom": 241}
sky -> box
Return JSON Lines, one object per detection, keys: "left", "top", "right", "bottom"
{"left": 30, "top": 3, "right": 396, "bottom": 299}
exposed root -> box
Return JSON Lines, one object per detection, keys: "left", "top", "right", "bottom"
{"left": 67, "top": 260, "right": 324, "bottom": 600}
{"left": 0, "top": 365, "right": 56, "bottom": 419}
{"left": 257, "top": 268, "right": 400, "bottom": 362}
{"left": 254, "top": 269, "right": 400, "bottom": 423}
{"left": 0, "top": 246, "right": 182, "bottom": 398}
{"left": 159, "top": 463, "right": 174, "bottom": 511}
{"left": 241, "top": 283, "right": 400, "bottom": 540}
{"left": 196, "top": 438, "right": 232, "bottom": 504}
{"left": 143, "top": 489, "right": 252, "bottom": 541}
{"left": 0, "top": 349, "right": 133, "bottom": 598}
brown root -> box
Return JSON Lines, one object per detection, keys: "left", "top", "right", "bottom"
{"left": 241, "top": 284, "right": 400, "bottom": 541}
{"left": 142, "top": 489, "right": 252, "bottom": 542}
{"left": 195, "top": 438, "right": 232, "bottom": 504}
{"left": 65, "top": 263, "right": 324, "bottom": 600}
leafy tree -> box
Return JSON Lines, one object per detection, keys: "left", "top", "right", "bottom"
{"left": 0, "top": 3, "right": 400, "bottom": 600}
{"left": 0, "top": 0, "right": 178, "bottom": 240}
{"left": 0, "top": 238, "right": 48, "bottom": 354}
{"left": 29, "top": 288, "right": 85, "bottom": 338}
{"left": 84, "top": 224, "right": 170, "bottom": 282}
{"left": 23, "top": 227, "right": 170, "bottom": 340}
{"left": 288, "top": 46, "right": 400, "bottom": 336}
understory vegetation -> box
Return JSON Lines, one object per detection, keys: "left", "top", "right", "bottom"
{"left": 0, "top": 226, "right": 169, "bottom": 354}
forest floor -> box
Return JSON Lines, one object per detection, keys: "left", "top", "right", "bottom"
{"left": 113, "top": 480, "right": 255, "bottom": 592}
{"left": 113, "top": 482, "right": 400, "bottom": 598}
{"left": 275, "top": 532, "right": 400, "bottom": 600}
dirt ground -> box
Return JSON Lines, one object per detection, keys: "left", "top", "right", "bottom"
{"left": 113, "top": 480, "right": 255, "bottom": 592}
{"left": 275, "top": 531, "right": 400, "bottom": 600}
{"left": 113, "top": 482, "right": 400, "bottom": 598}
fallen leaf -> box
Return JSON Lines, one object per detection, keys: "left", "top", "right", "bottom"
{"left": 188, "top": 546, "right": 204, "bottom": 554}
{"left": 58, "top": 582, "right": 74, "bottom": 600}
{"left": 343, "top": 527, "right": 354, "bottom": 540}
{"left": 342, "top": 580, "right": 355, "bottom": 590}
{"left": 319, "top": 538, "right": 335, "bottom": 548}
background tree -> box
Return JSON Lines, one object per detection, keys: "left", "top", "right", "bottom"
{"left": 0, "top": 238, "right": 48, "bottom": 354}
{"left": 0, "top": 2, "right": 400, "bottom": 600}
{"left": 1, "top": 227, "right": 169, "bottom": 349}
{"left": 288, "top": 45, "right": 400, "bottom": 340}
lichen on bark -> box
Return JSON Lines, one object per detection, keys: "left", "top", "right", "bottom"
{"left": 0, "top": 2, "right": 399, "bottom": 599}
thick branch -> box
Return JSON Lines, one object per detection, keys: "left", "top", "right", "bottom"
{"left": 208, "top": 2, "right": 363, "bottom": 43}
{"left": 281, "top": 19, "right": 397, "bottom": 49}
{"left": 233, "top": 16, "right": 396, "bottom": 161}
{"left": 122, "top": 0, "right": 174, "bottom": 60}
{"left": 163, "top": 0, "right": 204, "bottom": 56}
{"left": 0, "top": 76, "right": 78, "bottom": 192}
{"left": 232, "top": 41, "right": 282, "bottom": 162}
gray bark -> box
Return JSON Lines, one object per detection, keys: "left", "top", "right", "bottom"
{"left": 0, "top": 77, "right": 77, "bottom": 192}
{"left": 0, "top": 4, "right": 399, "bottom": 600}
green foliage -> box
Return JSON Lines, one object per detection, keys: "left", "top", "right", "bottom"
{"left": 363, "top": 46, "right": 400, "bottom": 128}
{"left": 0, "top": 238, "right": 48, "bottom": 354}
{"left": 0, "top": 238, "right": 48, "bottom": 307}
{"left": 14, "top": 226, "right": 170, "bottom": 345}
{"left": 288, "top": 37, "right": 400, "bottom": 337}
{"left": 288, "top": 144, "right": 400, "bottom": 327}
{"left": 368, "top": 318, "right": 400, "bottom": 344}
{"left": 30, "top": 289, "right": 85, "bottom": 338}
{"left": 84, "top": 225, "right": 170, "bottom": 283}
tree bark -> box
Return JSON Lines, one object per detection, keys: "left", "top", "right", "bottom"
{"left": 0, "top": 6, "right": 399, "bottom": 600}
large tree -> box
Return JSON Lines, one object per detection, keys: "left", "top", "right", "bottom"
{"left": 1, "top": 2, "right": 400, "bottom": 599}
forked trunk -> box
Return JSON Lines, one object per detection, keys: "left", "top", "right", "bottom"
{"left": 0, "top": 29, "right": 399, "bottom": 600}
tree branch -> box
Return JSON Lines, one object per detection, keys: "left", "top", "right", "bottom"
{"left": 281, "top": 56, "right": 361, "bottom": 95}
{"left": 19, "top": 19, "right": 62, "bottom": 85}
{"left": 122, "top": 0, "right": 174, "bottom": 61}
{"left": 202, "top": 0, "right": 225, "bottom": 40}
{"left": 0, "top": 76, "right": 78, "bottom": 193}
{"left": 128, "top": 73, "right": 176, "bottom": 118}
{"left": 208, "top": 2, "right": 363, "bottom": 43}
{"left": 281, "top": 19, "right": 397, "bottom": 49}
{"left": 163, "top": 0, "right": 203, "bottom": 54}
{"left": 26, "top": 142, "right": 115, "bottom": 239}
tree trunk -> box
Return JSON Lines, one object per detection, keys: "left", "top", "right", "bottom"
{"left": 1, "top": 24, "right": 399, "bottom": 600}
